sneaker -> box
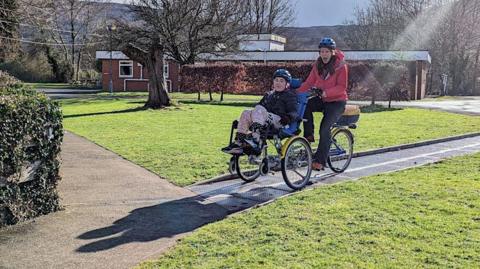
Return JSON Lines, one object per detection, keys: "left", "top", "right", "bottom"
{"left": 221, "top": 142, "right": 243, "bottom": 155}
{"left": 243, "top": 139, "right": 262, "bottom": 155}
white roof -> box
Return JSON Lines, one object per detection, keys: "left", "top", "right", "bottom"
{"left": 96, "top": 50, "right": 432, "bottom": 63}
{"left": 198, "top": 50, "right": 431, "bottom": 63}
{"left": 96, "top": 51, "right": 129, "bottom": 60}
{"left": 238, "top": 34, "right": 287, "bottom": 44}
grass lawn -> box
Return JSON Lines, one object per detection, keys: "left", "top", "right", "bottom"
{"left": 137, "top": 153, "right": 480, "bottom": 268}
{"left": 60, "top": 95, "right": 480, "bottom": 186}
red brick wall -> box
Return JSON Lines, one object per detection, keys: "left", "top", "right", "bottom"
{"left": 101, "top": 59, "right": 179, "bottom": 92}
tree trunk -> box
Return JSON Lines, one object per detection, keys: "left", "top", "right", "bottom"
{"left": 208, "top": 88, "right": 213, "bottom": 101}
{"left": 75, "top": 48, "right": 82, "bottom": 82}
{"left": 144, "top": 47, "right": 170, "bottom": 109}
{"left": 70, "top": 1, "right": 76, "bottom": 82}
{"left": 220, "top": 89, "right": 224, "bottom": 101}
{"left": 473, "top": 44, "right": 480, "bottom": 95}
{"left": 197, "top": 90, "right": 201, "bottom": 101}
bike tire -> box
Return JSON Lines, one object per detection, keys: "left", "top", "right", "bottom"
{"left": 281, "top": 137, "right": 313, "bottom": 190}
{"left": 327, "top": 128, "right": 354, "bottom": 173}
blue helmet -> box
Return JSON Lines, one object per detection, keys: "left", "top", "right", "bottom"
{"left": 273, "top": 69, "right": 292, "bottom": 83}
{"left": 319, "top": 37, "right": 336, "bottom": 50}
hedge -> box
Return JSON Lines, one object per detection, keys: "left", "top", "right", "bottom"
{"left": 0, "top": 81, "right": 63, "bottom": 226}
{"left": 180, "top": 62, "right": 412, "bottom": 100}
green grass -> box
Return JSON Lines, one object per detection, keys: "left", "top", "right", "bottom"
{"left": 137, "top": 153, "right": 480, "bottom": 268}
{"left": 60, "top": 96, "right": 480, "bottom": 186}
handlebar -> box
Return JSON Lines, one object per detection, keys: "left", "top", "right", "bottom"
{"left": 307, "top": 87, "right": 323, "bottom": 99}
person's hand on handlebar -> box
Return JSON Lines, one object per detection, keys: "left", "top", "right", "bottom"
{"left": 308, "top": 87, "right": 325, "bottom": 99}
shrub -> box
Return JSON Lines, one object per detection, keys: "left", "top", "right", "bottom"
{"left": 0, "top": 53, "right": 55, "bottom": 82}
{"left": 180, "top": 64, "right": 246, "bottom": 100}
{"left": 348, "top": 61, "right": 412, "bottom": 103}
{"left": 0, "top": 85, "right": 63, "bottom": 226}
{"left": 180, "top": 61, "right": 412, "bottom": 101}
{"left": 0, "top": 70, "right": 24, "bottom": 89}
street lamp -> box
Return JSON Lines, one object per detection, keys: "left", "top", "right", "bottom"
{"left": 107, "top": 23, "right": 117, "bottom": 95}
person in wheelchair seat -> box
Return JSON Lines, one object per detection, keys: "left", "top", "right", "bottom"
{"left": 222, "top": 69, "right": 298, "bottom": 155}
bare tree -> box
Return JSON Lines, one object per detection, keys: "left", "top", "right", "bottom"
{"left": 18, "top": 0, "right": 105, "bottom": 82}
{"left": 245, "top": 0, "right": 294, "bottom": 34}
{"left": 0, "top": 0, "right": 20, "bottom": 62}
{"left": 345, "top": 0, "right": 480, "bottom": 96}
{"left": 114, "top": 0, "right": 251, "bottom": 108}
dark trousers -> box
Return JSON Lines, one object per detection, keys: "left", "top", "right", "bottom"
{"left": 303, "top": 97, "right": 346, "bottom": 165}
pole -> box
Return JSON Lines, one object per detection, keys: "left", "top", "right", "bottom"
{"left": 109, "top": 29, "right": 113, "bottom": 95}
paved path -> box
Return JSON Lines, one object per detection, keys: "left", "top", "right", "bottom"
{"left": 1, "top": 132, "right": 480, "bottom": 269}
{"left": 188, "top": 135, "right": 480, "bottom": 212}
{"left": 0, "top": 132, "right": 228, "bottom": 269}
{"left": 350, "top": 96, "right": 480, "bottom": 115}
{"left": 36, "top": 88, "right": 102, "bottom": 99}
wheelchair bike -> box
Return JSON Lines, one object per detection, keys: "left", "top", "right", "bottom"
{"left": 226, "top": 80, "right": 360, "bottom": 190}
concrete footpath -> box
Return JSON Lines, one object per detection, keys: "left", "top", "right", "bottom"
{"left": 350, "top": 96, "right": 480, "bottom": 116}
{"left": 1, "top": 132, "right": 480, "bottom": 269}
{"left": 0, "top": 132, "right": 229, "bottom": 269}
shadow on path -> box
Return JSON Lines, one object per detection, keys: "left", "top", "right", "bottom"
{"left": 75, "top": 195, "right": 228, "bottom": 253}
{"left": 76, "top": 171, "right": 343, "bottom": 253}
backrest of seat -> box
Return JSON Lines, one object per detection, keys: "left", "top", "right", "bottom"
{"left": 280, "top": 78, "right": 307, "bottom": 137}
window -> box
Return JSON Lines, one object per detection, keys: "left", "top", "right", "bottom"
{"left": 163, "top": 63, "right": 169, "bottom": 78}
{"left": 165, "top": 79, "right": 172, "bottom": 92}
{"left": 119, "top": 61, "right": 133, "bottom": 78}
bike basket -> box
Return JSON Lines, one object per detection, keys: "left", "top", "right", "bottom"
{"left": 336, "top": 105, "right": 360, "bottom": 126}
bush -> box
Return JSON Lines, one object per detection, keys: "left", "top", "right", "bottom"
{"left": 180, "top": 63, "right": 312, "bottom": 96}
{"left": 0, "top": 53, "right": 55, "bottom": 83}
{"left": 348, "top": 62, "right": 412, "bottom": 103}
{"left": 0, "top": 70, "right": 24, "bottom": 89}
{"left": 180, "top": 61, "right": 412, "bottom": 101}
{"left": 0, "top": 84, "right": 63, "bottom": 226}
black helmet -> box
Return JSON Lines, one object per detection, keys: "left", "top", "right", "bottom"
{"left": 318, "top": 37, "right": 336, "bottom": 50}
{"left": 273, "top": 69, "right": 292, "bottom": 83}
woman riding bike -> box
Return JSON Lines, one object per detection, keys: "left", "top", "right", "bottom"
{"left": 297, "top": 37, "right": 349, "bottom": 171}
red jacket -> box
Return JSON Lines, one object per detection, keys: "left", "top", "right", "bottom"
{"left": 297, "top": 49, "right": 348, "bottom": 102}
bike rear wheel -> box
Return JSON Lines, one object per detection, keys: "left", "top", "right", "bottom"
{"left": 327, "top": 128, "right": 353, "bottom": 173}
{"left": 281, "top": 137, "right": 313, "bottom": 190}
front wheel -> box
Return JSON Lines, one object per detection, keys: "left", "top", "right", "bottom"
{"left": 235, "top": 154, "right": 262, "bottom": 182}
{"left": 327, "top": 128, "right": 354, "bottom": 173}
{"left": 281, "top": 137, "right": 313, "bottom": 190}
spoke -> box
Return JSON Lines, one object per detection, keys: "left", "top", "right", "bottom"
{"left": 293, "top": 169, "right": 305, "bottom": 178}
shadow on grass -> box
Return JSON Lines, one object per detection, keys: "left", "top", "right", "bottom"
{"left": 178, "top": 100, "right": 256, "bottom": 108}
{"left": 360, "top": 104, "right": 403, "bottom": 113}
{"left": 63, "top": 106, "right": 147, "bottom": 119}
{"left": 60, "top": 95, "right": 147, "bottom": 105}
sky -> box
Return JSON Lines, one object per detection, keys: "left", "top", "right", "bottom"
{"left": 110, "top": 0, "right": 371, "bottom": 27}
{"left": 293, "top": 0, "right": 370, "bottom": 26}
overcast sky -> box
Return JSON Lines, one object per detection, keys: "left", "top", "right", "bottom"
{"left": 293, "top": 0, "right": 370, "bottom": 26}
{"left": 110, "top": 0, "right": 370, "bottom": 27}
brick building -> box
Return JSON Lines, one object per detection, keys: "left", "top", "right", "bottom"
{"left": 95, "top": 51, "right": 180, "bottom": 92}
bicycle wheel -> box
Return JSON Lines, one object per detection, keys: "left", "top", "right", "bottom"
{"left": 281, "top": 137, "right": 313, "bottom": 190}
{"left": 235, "top": 153, "right": 262, "bottom": 182}
{"left": 327, "top": 128, "right": 354, "bottom": 173}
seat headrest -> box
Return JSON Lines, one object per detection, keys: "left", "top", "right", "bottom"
{"left": 290, "top": 78, "right": 302, "bottom": 90}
